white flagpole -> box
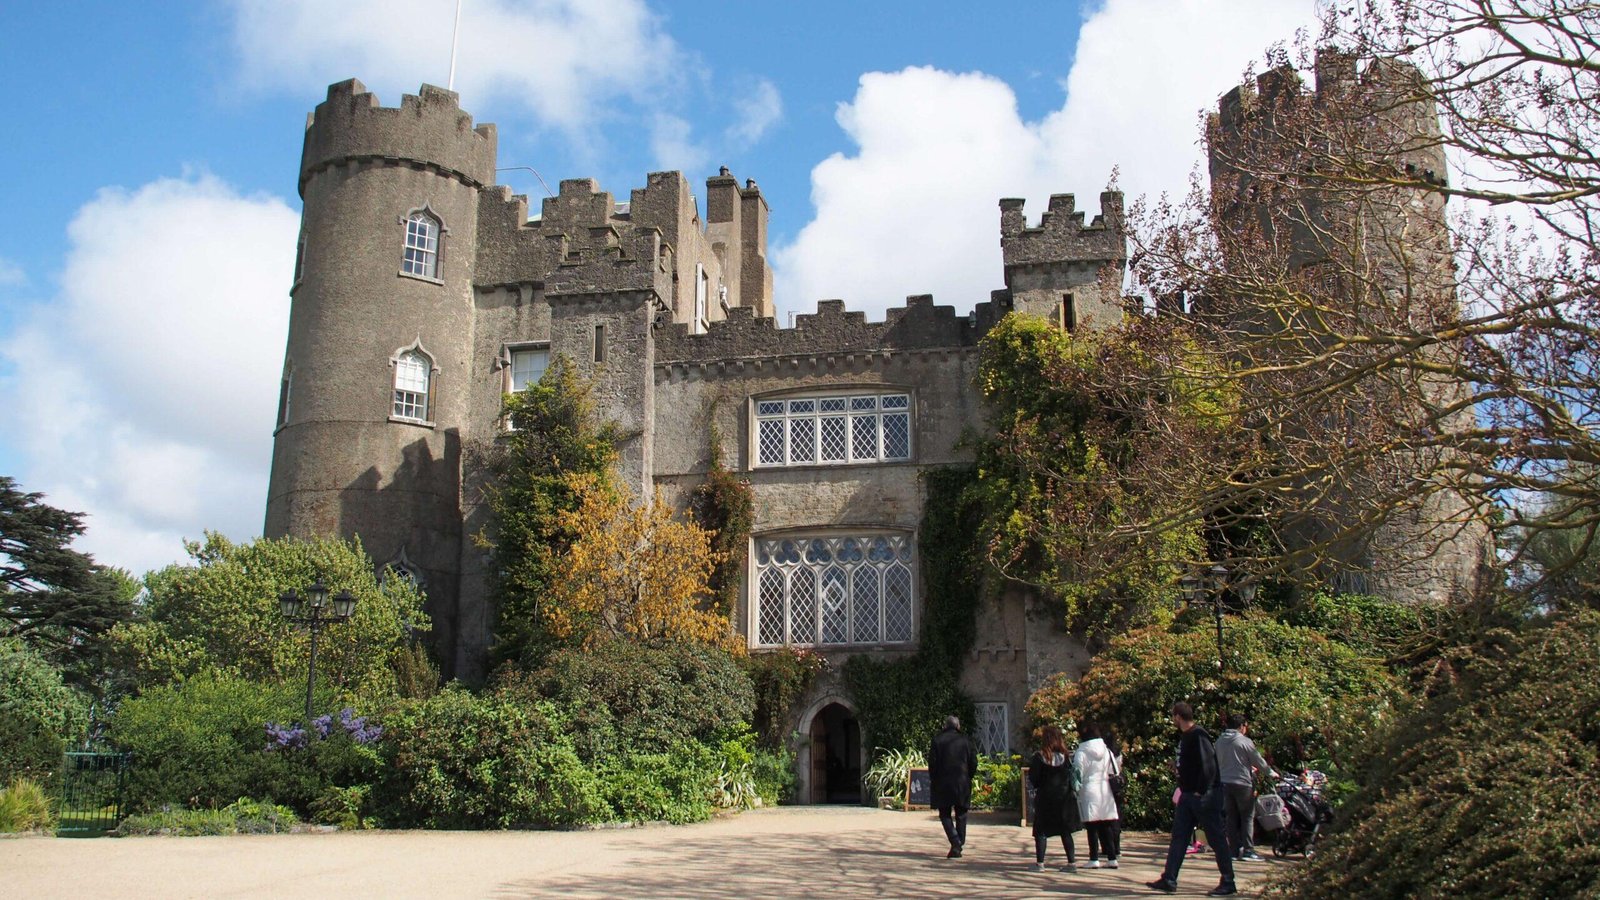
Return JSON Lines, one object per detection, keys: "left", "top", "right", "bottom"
{"left": 448, "top": 0, "right": 463, "bottom": 91}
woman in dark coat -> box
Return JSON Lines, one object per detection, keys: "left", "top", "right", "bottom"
{"left": 1028, "top": 724, "right": 1082, "bottom": 872}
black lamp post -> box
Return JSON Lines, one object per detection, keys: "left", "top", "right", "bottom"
{"left": 1178, "top": 563, "right": 1258, "bottom": 676}
{"left": 278, "top": 579, "right": 357, "bottom": 722}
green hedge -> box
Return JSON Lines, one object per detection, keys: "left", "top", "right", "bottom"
{"left": 381, "top": 684, "right": 606, "bottom": 829}
{"left": 523, "top": 640, "right": 754, "bottom": 762}
{"left": 1269, "top": 613, "right": 1600, "bottom": 899}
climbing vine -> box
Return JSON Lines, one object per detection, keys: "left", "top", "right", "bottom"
{"left": 843, "top": 467, "right": 984, "bottom": 759}
{"left": 689, "top": 430, "right": 754, "bottom": 620}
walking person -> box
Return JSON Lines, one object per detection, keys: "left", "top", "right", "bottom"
{"left": 1216, "top": 713, "right": 1277, "bottom": 863}
{"left": 1103, "top": 727, "right": 1127, "bottom": 865}
{"left": 928, "top": 715, "right": 978, "bottom": 858}
{"left": 1073, "top": 721, "right": 1120, "bottom": 868}
{"left": 1147, "top": 702, "right": 1237, "bottom": 896}
{"left": 1027, "top": 725, "right": 1082, "bottom": 872}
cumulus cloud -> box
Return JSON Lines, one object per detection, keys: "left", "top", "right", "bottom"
{"left": 224, "top": 0, "right": 682, "bottom": 132}
{"left": 0, "top": 174, "right": 298, "bottom": 574}
{"left": 650, "top": 113, "right": 709, "bottom": 173}
{"left": 773, "top": 0, "right": 1318, "bottom": 318}
{"left": 728, "top": 78, "right": 783, "bottom": 145}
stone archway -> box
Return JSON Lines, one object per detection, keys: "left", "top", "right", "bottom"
{"left": 797, "top": 698, "right": 863, "bottom": 804}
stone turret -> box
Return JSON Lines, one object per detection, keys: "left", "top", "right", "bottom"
{"left": 999, "top": 191, "right": 1126, "bottom": 332}
{"left": 1205, "top": 52, "right": 1489, "bottom": 604}
{"left": 267, "top": 80, "right": 494, "bottom": 668}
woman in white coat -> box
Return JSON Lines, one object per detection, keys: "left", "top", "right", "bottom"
{"left": 1073, "top": 721, "right": 1121, "bottom": 868}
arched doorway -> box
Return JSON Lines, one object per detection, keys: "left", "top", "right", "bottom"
{"left": 808, "top": 702, "right": 862, "bottom": 804}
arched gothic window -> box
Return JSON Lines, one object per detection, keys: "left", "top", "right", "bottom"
{"left": 402, "top": 210, "right": 441, "bottom": 279}
{"left": 753, "top": 533, "right": 914, "bottom": 648}
{"left": 392, "top": 349, "right": 433, "bottom": 422}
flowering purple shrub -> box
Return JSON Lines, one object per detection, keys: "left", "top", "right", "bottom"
{"left": 264, "top": 707, "right": 381, "bottom": 752}
{"left": 265, "top": 722, "right": 307, "bottom": 750}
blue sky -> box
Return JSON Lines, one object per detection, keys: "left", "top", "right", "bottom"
{"left": 0, "top": 0, "right": 1318, "bottom": 575}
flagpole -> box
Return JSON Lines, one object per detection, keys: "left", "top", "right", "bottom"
{"left": 448, "top": 0, "right": 463, "bottom": 91}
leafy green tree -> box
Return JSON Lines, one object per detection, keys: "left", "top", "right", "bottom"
{"left": 1025, "top": 612, "right": 1401, "bottom": 827}
{"left": 110, "top": 533, "right": 429, "bottom": 707}
{"left": 969, "top": 314, "right": 1226, "bottom": 633}
{"left": 0, "top": 637, "right": 89, "bottom": 784}
{"left": 0, "top": 476, "right": 133, "bottom": 683}
{"left": 478, "top": 357, "right": 621, "bottom": 672}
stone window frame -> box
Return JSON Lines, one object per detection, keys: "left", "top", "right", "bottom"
{"left": 749, "top": 530, "right": 916, "bottom": 651}
{"left": 494, "top": 340, "right": 550, "bottom": 431}
{"left": 388, "top": 337, "right": 439, "bottom": 428}
{"left": 380, "top": 546, "right": 426, "bottom": 593}
{"left": 274, "top": 362, "right": 293, "bottom": 434}
{"left": 750, "top": 387, "right": 913, "bottom": 469}
{"left": 292, "top": 230, "right": 307, "bottom": 289}
{"left": 398, "top": 205, "right": 447, "bottom": 284}
{"left": 975, "top": 702, "right": 1010, "bottom": 756}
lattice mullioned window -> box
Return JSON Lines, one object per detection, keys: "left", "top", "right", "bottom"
{"left": 402, "top": 211, "right": 441, "bottom": 278}
{"left": 754, "top": 392, "right": 911, "bottom": 467}
{"left": 975, "top": 702, "right": 1009, "bottom": 756}
{"left": 752, "top": 533, "right": 915, "bottom": 647}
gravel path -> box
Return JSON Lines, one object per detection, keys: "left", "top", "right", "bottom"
{"left": 5, "top": 807, "right": 1291, "bottom": 898}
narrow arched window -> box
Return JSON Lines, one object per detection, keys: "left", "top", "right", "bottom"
{"left": 392, "top": 350, "right": 432, "bottom": 421}
{"left": 402, "top": 211, "right": 441, "bottom": 279}
{"left": 276, "top": 368, "right": 292, "bottom": 429}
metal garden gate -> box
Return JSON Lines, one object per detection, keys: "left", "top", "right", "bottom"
{"left": 56, "top": 752, "right": 130, "bottom": 836}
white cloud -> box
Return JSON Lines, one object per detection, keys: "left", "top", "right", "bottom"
{"left": 224, "top": 0, "right": 683, "bottom": 133}
{"left": 0, "top": 174, "right": 298, "bottom": 574}
{"left": 649, "top": 113, "right": 709, "bottom": 173}
{"left": 772, "top": 0, "right": 1318, "bottom": 319}
{"left": 728, "top": 78, "right": 782, "bottom": 145}
{"left": 0, "top": 258, "right": 24, "bottom": 287}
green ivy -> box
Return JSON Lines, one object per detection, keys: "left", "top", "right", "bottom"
{"left": 690, "top": 431, "right": 755, "bottom": 619}
{"left": 743, "top": 647, "right": 826, "bottom": 749}
{"left": 844, "top": 467, "right": 983, "bottom": 760}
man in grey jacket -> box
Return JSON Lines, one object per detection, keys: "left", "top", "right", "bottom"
{"left": 1215, "top": 713, "right": 1277, "bottom": 862}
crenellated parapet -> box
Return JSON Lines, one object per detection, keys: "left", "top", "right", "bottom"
{"left": 656, "top": 294, "right": 1009, "bottom": 364}
{"left": 1210, "top": 50, "right": 1447, "bottom": 189}
{"left": 299, "top": 79, "right": 496, "bottom": 197}
{"left": 999, "top": 191, "right": 1126, "bottom": 269}
{"left": 999, "top": 191, "right": 1127, "bottom": 329}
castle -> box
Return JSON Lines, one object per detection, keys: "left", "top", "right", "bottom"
{"left": 266, "top": 56, "right": 1484, "bottom": 803}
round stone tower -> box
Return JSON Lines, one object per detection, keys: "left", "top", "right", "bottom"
{"left": 265, "top": 79, "right": 496, "bottom": 671}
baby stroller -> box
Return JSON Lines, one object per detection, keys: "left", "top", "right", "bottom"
{"left": 1269, "top": 771, "right": 1333, "bottom": 858}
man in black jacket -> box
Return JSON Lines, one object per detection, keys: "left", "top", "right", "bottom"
{"left": 1147, "top": 702, "right": 1236, "bottom": 896}
{"left": 928, "top": 715, "right": 979, "bottom": 858}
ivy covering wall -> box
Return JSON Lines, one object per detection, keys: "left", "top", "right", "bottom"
{"left": 843, "top": 467, "right": 983, "bottom": 759}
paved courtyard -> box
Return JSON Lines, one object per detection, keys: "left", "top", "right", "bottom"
{"left": 5, "top": 807, "right": 1293, "bottom": 898}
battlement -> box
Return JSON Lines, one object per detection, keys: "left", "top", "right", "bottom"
{"left": 999, "top": 191, "right": 1126, "bottom": 269}
{"left": 1210, "top": 50, "right": 1446, "bottom": 187}
{"left": 300, "top": 79, "right": 497, "bottom": 196}
{"left": 655, "top": 293, "right": 1011, "bottom": 364}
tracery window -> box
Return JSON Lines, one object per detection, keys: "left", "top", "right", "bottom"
{"left": 392, "top": 349, "right": 432, "bottom": 421}
{"left": 755, "top": 392, "right": 911, "bottom": 467}
{"left": 402, "top": 211, "right": 441, "bottom": 279}
{"left": 753, "top": 533, "right": 914, "bottom": 648}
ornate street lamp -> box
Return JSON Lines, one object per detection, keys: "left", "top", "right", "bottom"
{"left": 1178, "top": 565, "right": 1261, "bottom": 670}
{"left": 279, "top": 578, "right": 358, "bottom": 722}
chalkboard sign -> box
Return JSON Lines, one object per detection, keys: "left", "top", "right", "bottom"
{"left": 905, "top": 767, "right": 931, "bottom": 809}
{"left": 1021, "top": 767, "right": 1034, "bottom": 827}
